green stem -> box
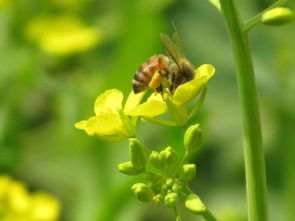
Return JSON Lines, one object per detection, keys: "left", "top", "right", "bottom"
{"left": 219, "top": 0, "right": 268, "bottom": 221}
{"left": 244, "top": 0, "right": 289, "bottom": 32}
{"left": 188, "top": 86, "right": 207, "bottom": 120}
{"left": 202, "top": 210, "right": 218, "bottom": 221}
{"left": 142, "top": 116, "right": 177, "bottom": 127}
{"left": 171, "top": 150, "right": 189, "bottom": 177}
{"left": 173, "top": 206, "right": 182, "bottom": 221}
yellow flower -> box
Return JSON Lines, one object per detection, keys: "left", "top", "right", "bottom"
{"left": 0, "top": 175, "right": 11, "bottom": 198}
{"left": 0, "top": 175, "right": 61, "bottom": 221}
{"left": 75, "top": 89, "right": 145, "bottom": 141}
{"left": 29, "top": 192, "right": 61, "bottom": 220}
{"left": 126, "top": 64, "right": 215, "bottom": 126}
{"left": 25, "top": 16, "right": 101, "bottom": 56}
{"left": 7, "top": 181, "right": 30, "bottom": 214}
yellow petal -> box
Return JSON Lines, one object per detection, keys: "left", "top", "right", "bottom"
{"left": 0, "top": 175, "right": 12, "bottom": 197}
{"left": 75, "top": 111, "right": 126, "bottom": 136}
{"left": 29, "top": 192, "right": 61, "bottom": 220}
{"left": 173, "top": 64, "right": 215, "bottom": 105}
{"left": 127, "top": 100, "right": 167, "bottom": 117}
{"left": 94, "top": 89, "right": 123, "bottom": 115}
{"left": 8, "top": 181, "right": 30, "bottom": 213}
{"left": 195, "top": 64, "right": 215, "bottom": 80}
{"left": 124, "top": 90, "right": 146, "bottom": 113}
{"left": 147, "top": 92, "right": 165, "bottom": 102}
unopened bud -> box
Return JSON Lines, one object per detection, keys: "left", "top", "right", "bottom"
{"left": 165, "top": 178, "right": 174, "bottom": 187}
{"left": 149, "top": 151, "right": 164, "bottom": 169}
{"left": 262, "top": 7, "right": 295, "bottom": 26}
{"left": 159, "top": 146, "right": 177, "bottom": 165}
{"left": 184, "top": 124, "right": 202, "bottom": 152}
{"left": 131, "top": 183, "right": 154, "bottom": 203}
{"left": 129, "top": 138, "right": 147, "bottom": 170}
{"left": 179, "top": 164, "right": 196, "bottom": 181}
{"left": 172, "top": 181, "right": 183, "bottom": 193}
{"left": 164, "top": 192, "right": 179, "bottom": 208}
{"left": 185, "top": 194, "right": 206, "bottom": 214}
{"left": 154, "top": 193, "right": 164, "bottom": 203}
{"left": 117, "top": 161, "right": 143, "bottom": 175}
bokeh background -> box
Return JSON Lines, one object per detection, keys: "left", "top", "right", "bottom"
{"left": 0, "top": 0, "right": 294, "bottom": 220}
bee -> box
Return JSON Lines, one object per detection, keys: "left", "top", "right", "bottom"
{"left": 132, "top": 55, "right": 171, "bottom": 94}
{"left": 132, "top": 23, "right": 194, "bottom": 94}
{"left": 160, "top": 23, "right": 195, "bottom": 93}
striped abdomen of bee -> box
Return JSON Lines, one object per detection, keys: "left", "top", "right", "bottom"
{"left": 132, "top": 55, "right": 170, "bottom": 94}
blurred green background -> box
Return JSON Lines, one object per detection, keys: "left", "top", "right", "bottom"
{"left": 0, "top": 0, "right": 294, "bottom": 220}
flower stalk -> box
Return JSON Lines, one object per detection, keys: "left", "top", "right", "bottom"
{"left": 219, "top": 0, "right": 268, "bottom": 220}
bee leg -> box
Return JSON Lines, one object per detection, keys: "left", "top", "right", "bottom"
{"left": 155, "top": 84, "right": 165, "bottom": 100}
{"left": 155, "top": 84, "right": 163, "bottom": 93}
{"left": 169, "top": 84, "right": 174, "bottom": 93}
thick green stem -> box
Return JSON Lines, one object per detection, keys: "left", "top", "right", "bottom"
{"left": 219, "top": 0, "right": 268, "bottom": 221}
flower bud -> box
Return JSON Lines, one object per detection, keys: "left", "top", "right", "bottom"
{"left": 159, "top": 146, "right": 177, "bottom": 165}
{"left": 185, "top": 194, "right": 206, "bottom": 214}
{"left": 131, "top": 183, "right": 154, "bottom": 203}
{"left": 184, "top": 124, "right": 202, "bottom": 152}
{"left": 149, "top": 151, "right": 164, "bottom": 169}
{"left": 172, "top": 181, "right": 183, "bottom": 193}
{"left": 154, "top": 193, "right": 164, "bottom": 203}
{"left": 179, "top": 164, "right": 196, "bottom": 181}
{"left": 129, "top": 138, "right": 147, "bottom": 170}
{"left": 164, "top": 192, "right": 179, "bottom": 208}
{"left": 262, "top": 7, "right": 295, "bottom": 26}
{"left": 117, "top": 161, "right": 143, "bottom": 175}
{"left": 165, "top": 178, "right": 174, "bottom": 187}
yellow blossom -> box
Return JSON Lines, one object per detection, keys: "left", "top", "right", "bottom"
{"left": 7, "top": 181, "right": 30, "bottom": 214}
{"left": 29, "top": 192, "right": 61, "bottom": 220}
{"left": 25, "top": 16, "right": 101, "bottom": 56}
{"left": 126, "top": 64, "right": 215, "bottom": 126}
{"left": 0, "top": 175, "right": 61, "bottom": 221}
{"left": 75, "top": 89, "right": 145, "bottom": 141}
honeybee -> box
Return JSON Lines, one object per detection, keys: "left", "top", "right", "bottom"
{"left": 132, "top": 55, "right": 171, "bottom": 94}
{"left": 160, "top": 24, "right": 195, "bottom": 93}
{"left": 132, "top": 23, "right": 194, "bottom": 94}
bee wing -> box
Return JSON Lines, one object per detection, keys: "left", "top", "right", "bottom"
{"left": 171, "top": 21, "right": 186, "bottom": 58}
{"left": 160, "top": 33, "right": 182, "bottom": 67}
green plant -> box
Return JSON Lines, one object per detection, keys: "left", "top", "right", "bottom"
{"left": 75, "top": 0, "right": 295, "bottom": 220}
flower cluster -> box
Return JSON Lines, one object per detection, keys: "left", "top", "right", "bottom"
{"left": 0, "top": 175, "right": 61, "bottom": 221}
{"left": 119, "top": 125, "right": 208, "bottom": 215}
{"left": 75, "top": 64, "right": 215, "bottom": 140}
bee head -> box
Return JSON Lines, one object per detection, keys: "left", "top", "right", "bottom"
{"left": 179, "top": 60, "right": 194, "bottom": 81}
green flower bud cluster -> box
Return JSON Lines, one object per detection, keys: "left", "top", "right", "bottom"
{"left": 119, "top": 124, "right": 207, "bottom": 215}
{"left": 149, "top": 146, "right": 177, "bottom": 169}
{"left": 127, "top": 145, "right": 182, "bottom": 207}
